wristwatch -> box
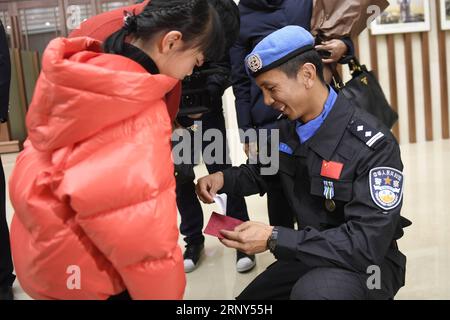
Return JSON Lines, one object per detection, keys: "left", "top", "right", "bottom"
{"left": 267, "top": 227, "right": 278, "bottom": 253}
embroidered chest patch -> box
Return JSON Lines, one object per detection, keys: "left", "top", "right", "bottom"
{"left": 369, "top": 167, "right": 404, "bottom": 211}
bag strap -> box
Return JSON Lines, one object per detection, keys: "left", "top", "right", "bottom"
{"left": 348, "top": 56, "right": 366, "bottom": 74}
{"left": 329, "top": 63, "right": 344, "bottom": 89}
{"left": 330, "top": 55, "right": 368, "bottom": 88}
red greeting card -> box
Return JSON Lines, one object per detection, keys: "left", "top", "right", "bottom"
{"left": 204, "top": 212, "right": 244, "bottom": 239}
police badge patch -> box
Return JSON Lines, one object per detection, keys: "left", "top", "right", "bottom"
{"left": 246, "top": 54, "right": 263, "bottom": 73}
{"left": 369, "top": 167, "right": 404, "bottom": 211}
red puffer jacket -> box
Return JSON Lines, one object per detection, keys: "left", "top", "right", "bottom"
{"left": 9, "top": 36, "right": 185, "bottom": 300}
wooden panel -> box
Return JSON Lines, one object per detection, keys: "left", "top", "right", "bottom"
{"left": 353, "top": 36, "right": 360, "bottom": 58}
{"left": 0, "top": 123, "right": 10, "bottom": 142}
{"left": 0, "top": 141, "right": 20, "bottom": 153}
{"left": 437, "top": 0, "right": 450, "bottom": 140}
{"left": 438, "top": 30, "right": 449, "bottom": 139}
{"left": 421, "top": 32, "right": 433, "bottom": 141}
{"left": 404, "top": 33, "right": 417, "bottom": 143}
{"left": 386, "top": 35, "right": 399, "bottom": 141}
{"left": 369, "top": 34, "right": 379, "bottom": 79}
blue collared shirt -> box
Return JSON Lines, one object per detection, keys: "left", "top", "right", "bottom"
{"left": 296, "top": 87, "right": 338, "bottom": 144}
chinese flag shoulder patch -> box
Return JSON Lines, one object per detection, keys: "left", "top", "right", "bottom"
{"left": 320, "top": 160, "right": 344, "bottom": 180}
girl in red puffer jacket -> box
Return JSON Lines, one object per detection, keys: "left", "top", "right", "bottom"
{"left": 9, "top": 0, "right": 224, "bottom": 300}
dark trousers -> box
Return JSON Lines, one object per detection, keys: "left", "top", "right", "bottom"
{"left": 0, "top": 157, "right": 15, "bottom": 288}
{"left": 176, "top": 112, "right": 249, "bottom": 246}
{"left": 266, "top": 176, "right": 295, "bottom": 229}
{"left": 237, "top": 259, "right": 401, "bottom": 300}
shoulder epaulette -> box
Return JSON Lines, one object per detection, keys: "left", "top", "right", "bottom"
{"left": 347, "top": 117, "right": 386, "bottom": 149}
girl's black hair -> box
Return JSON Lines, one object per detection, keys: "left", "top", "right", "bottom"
{"left": 104, "top": 0, "right": 225, "bottom": 62}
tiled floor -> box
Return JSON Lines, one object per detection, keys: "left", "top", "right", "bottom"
{"left": 2, "top": 139, "right": 450, "bottom": 300}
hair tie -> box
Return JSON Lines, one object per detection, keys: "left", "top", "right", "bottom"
{"left": 123, "top": 10, "right": 137, "bottom": 33}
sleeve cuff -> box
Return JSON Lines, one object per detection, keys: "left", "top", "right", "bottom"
{"left": 220, "top": 169, "right": 235, "bottom": 195}
{"left": 273, "top": 227, "right": 302, "bottom": 261}
{"left": 339, "top": 37, "right": 355, "bottom": 65}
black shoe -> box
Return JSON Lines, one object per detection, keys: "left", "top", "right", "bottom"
{"left": 236, "top": 250, "right": 256, "bottom": 273}
{"left": 183, "top": 243, "right": 204, "bottom": 273}
{"left": 0, "top": 286, "right": 14, "bottom": 300}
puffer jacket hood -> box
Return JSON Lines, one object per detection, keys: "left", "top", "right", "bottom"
{"left": 239, "top": 0, "right": 284, "bottom": 10}
{"left": 9, "top": 36, "right": 185, "bottom": 300}
{"left": 27, "top": 36, "right": 178, "bottom": 152}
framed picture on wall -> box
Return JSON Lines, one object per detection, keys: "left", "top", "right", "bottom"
{"left": 440, "top": 0, "right": 450, "bottom": 30}
{"left": 370, "top": 0, "right": 431, "bottom": 35}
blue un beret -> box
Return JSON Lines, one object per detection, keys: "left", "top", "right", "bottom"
{"left": 245, "top": 25, "right": 315, "bottom": 77}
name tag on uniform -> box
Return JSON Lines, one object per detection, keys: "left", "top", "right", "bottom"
{"left": 321, "top": 160, "right": 344, "bottom": 180}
